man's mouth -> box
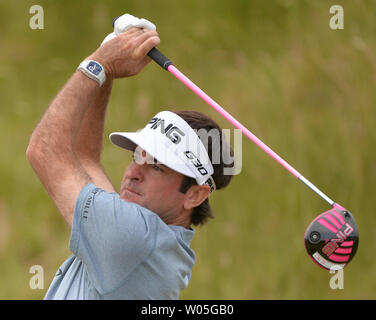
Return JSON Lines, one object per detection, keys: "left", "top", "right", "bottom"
{"left": 124, "top": 187, "right": 142, "bottom": 197}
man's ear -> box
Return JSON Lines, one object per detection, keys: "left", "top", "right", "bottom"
{"left": 183, "top": 184, "right": 211, "bottom": 211}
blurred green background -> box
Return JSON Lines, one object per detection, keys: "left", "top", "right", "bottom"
{"left": 0, "top": 0, "right": 375, "bottom": 299}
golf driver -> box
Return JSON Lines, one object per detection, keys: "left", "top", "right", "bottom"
{"left": 112, "top": 17, "right": 359, "bottom": 270}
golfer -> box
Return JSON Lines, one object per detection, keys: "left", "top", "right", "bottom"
{"left": 26, "top": 14, "right": 234, "bottom": 299}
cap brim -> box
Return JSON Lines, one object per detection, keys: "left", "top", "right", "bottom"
{"left": 109, "top": 132, "right": 138, "bottom": 151}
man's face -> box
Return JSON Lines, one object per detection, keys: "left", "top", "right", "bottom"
{"left": 120, "top": 148, "right": 186, "bottom": 222}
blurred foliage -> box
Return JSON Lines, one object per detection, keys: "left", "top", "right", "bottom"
{"left": 0, "top": 0, "right": 375, "bottom": 299}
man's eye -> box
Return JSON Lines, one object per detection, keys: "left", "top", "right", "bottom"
{"left": 151, "top": 164, "right": 163, "bottom": 172}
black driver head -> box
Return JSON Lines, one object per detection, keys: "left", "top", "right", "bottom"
{"left": 304, "top": 204, "right": 359, "bottom": 270}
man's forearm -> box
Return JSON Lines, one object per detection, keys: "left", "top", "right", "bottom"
{"left": 74, "top": 78, "right": 117, "bottom": 191}
{"left": 75, "top": 79, "right": 113, "bottom": 163}
{"left": 28, "top": 71, "right": 99, "bottom": 166}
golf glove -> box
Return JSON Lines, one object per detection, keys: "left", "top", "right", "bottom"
{"left": 101, "top": 13, "right": 156, "bottom": 46}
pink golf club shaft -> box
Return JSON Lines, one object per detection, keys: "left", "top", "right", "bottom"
{"left": 168, "top": 66, "right": 300, "bottom": 177}
{"left": 146, "top": 47, "right": 335, "bottom": 206}
{"left": 108, "top": 16, "right": 337, "bottom": 207}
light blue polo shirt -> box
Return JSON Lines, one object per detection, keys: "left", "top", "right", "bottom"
{"left": 44, "top": 183, "right": 196, "bottom": 300}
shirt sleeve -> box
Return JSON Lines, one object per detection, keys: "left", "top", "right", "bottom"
{"left": 69, "top": 183, "right": 159, "bottom": 294}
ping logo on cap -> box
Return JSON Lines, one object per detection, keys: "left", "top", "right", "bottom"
{"left": 148, "top": 118, "right": 185, "bottom": 144}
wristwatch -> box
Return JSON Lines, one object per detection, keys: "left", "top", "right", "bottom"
{"left": 77, "top": 60, "right": 106, "bottom": 86}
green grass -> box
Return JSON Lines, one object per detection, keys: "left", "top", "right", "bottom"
{"left": 0, "top": 0, "right": 375, "bottom": 299}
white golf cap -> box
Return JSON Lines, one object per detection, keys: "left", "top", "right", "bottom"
{"left": 109, "top": 111, "right": 216, "bottom": 192}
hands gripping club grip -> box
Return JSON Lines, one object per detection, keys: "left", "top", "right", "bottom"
{"left": 112, "top": 16, "right": 173, "bottom": 70}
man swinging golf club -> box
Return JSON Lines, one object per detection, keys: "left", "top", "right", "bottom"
{"left": 26, "top": 14, "right": 234, "bottom": 299}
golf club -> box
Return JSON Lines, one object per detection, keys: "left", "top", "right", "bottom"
{"left": 112, "top": 17, "right": 359, "bottom": 270}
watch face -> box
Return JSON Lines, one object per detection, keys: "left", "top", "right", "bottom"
{"left": 86, "top": 61, "right": 102, "bottom": 75}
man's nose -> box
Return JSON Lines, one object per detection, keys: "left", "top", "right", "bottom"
{"left": 125, "top": 160, "right": 145, "bottom": 182}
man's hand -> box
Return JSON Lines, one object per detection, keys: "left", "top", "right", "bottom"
{"left": 88, "top": 28, "right": 160, "bottom": 79}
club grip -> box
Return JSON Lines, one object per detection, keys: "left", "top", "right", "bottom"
{"left": 147, "top": 47, "right": 173, "bottom": 70}
{"left": 112, "top": 16, "right": 173, "bottom": 71}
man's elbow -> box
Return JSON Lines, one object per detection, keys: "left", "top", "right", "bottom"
{"left": 26, "top": 137, "right": 39, "bottom": 164}
{"left": 27, "top": 134, "right": 76, "bottom": 176}
{"left": 26, "top": 136, "right": 64, "bottom": 185}
{"left": 26, "top": 135, "right": 53, "bottom": 167}
{"left": 26, "top": 136, "right": 45, "bottom": 172}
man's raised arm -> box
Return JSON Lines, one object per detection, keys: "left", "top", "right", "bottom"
{"left": 26, "top": 28, "right": 160, "bottom": 227}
